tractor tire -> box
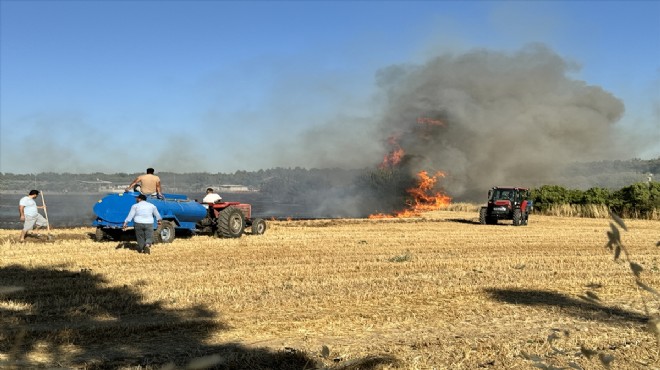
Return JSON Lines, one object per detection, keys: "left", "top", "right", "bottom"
{"left": 95, "top": 227, "right": 108, "bottom": 242}
{"left": 479, "top": 208, "right": 487, "bottom": 225}
{"left": 513, "top": 209, "right": 522, "bottom": 226}
{"left": 216, "top": 206, "right": 245, "bottom": 238}
{"left": 154, "top": 220, "right": 176, "bottom": 243}
{"left": 95, "top": 228, "right": 123, "bottom": 242}
{"left": 251, "top": 218, "right": 267, "bottom": 235}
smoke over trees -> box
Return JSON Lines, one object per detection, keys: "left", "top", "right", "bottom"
{"left": 369, "top": 43, "right": 629, "bottom": 201}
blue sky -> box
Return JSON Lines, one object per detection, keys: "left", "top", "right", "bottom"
{"left": 1, "top": 0, "right": 658, "bottom": 174}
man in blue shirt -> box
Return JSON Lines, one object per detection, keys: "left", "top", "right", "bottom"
{"left": 123, "top": 194, "right": 162, "bottom": 254}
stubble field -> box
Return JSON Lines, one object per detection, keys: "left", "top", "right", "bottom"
{"left": 1, "top": 211, "right": 659, "bottom": 369}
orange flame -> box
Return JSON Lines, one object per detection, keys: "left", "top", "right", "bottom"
{"left": 369, "top": 170, "right": 452, "bottom": 218}
{"left": 379, "top": 134, "right": 404, "bottom": 168}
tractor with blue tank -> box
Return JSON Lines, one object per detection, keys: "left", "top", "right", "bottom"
{"left": 92, "top": 192, "right": 266, "bottom": 243}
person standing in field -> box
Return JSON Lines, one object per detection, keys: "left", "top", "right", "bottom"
{"left": 125, "top": 168, "right": 163, "bottom": 198}
{"left": 18, "top": 190, "right": 48, "bottom": 242}
{"left": 123, "top": 194, "right": 162, "bottom": 254}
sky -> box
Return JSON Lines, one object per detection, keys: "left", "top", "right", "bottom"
{"left": 1, "top": 0, "right": 659, "bottom": 175}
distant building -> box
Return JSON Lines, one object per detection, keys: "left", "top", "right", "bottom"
{"left": 99, "top": 185, "right": 128, "bottom": 194}
{"left": 217, "top": 184, "right": 250, "bottom": 193}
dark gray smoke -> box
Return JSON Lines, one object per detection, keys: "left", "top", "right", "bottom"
{"left": 369, "top": 44, "right": 628, "bottom": 201}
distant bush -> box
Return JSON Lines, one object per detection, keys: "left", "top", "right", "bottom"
{"left": 531, "top": 182, "right": 660, "bottom": 219}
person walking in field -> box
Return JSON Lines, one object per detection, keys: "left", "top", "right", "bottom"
{"left": 18, "top": 190, "right": 48, "bottom": 242}
{"left": 125, "top": 168, "right": 163, "bottom": 199}
{"left": 123, "top": 194, "right": 162, "bottom": 254}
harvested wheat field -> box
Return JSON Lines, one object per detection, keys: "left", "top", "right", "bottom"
{"left": 1, "top": 211, "right": 659, "bottom": 369}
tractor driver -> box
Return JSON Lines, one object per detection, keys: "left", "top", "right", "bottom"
{"left": 202, "top": 187, "right": 222, "bottom": 209}
{"left": 125, "top": 168, "right": 163, "bottom": 199}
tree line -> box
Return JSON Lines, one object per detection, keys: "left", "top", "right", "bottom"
{"left": 2, "top": 158, "right": 659, "bottom": 218}
{"left": 530, "top": 182, "right": 660, "bottom": 219}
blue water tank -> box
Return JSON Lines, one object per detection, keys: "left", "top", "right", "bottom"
{"left": 93, "top": 192, "right": 207, "bottom": 229}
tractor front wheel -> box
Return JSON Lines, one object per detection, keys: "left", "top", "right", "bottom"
{"left": 216, "top": 206, "right": 245, "bottom": 238}
{"left": 250, "top": 218, "right": 267, "bottom": 235}
{"left": 479, "top": 208, "right": 487, "bottom": 225}
{"left": 513, "top": 209, "right": 522, "bottom": 226}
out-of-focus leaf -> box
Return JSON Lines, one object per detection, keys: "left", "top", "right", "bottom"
{"left": 321, "top": 345, "right": 330, "bottom": 358}
{"left": 547, "top": 332, "right": 561, "bottom": 343}
{"left": 586, "top": 291, "right": 600, "bottom": 301}
{"left": 609, "top": 212, "right": 627, "bottom": 231}
{"left": 609, "top": 223, "right": 621, "bottom": 245}
{"left": 550, "top": 345, "right": 566, "bottom": 355}
{"left": 646, "top": 317, "right": 660, "bottom": 344}
{"left": 636, "top": 281, "right": 660, "bottom": 298}
{"left": 656, "top": 240, "right": 660, "bottom": 247}
{"left": 598, "top": 353, "right": 614, "bottom": 368}
{"left": 580, "top": 346, "right": 598, "bottom": 359}
{"left": 630, "top": 262, "right": 643, "bottom": 278}
{"left": 578, "top": 294, "right": 599, "bottom": 304}
{"left": 568, "top": 362, "right": 584, "bottom": 370}
{"left": 521, "top": 351, "right": 544, "bottom": 362}
{"left": 614, "top": 245, "right": 621, "bottom": 260}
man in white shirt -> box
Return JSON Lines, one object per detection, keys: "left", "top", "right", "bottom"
{"left": 18, "top": 189, "right": 48, "bottom": 241}
{"left": 123, "top": 194, "right": 162, "bottom": 254}
{"left": 202, "top": 188, "right": 222, "bottom": 209}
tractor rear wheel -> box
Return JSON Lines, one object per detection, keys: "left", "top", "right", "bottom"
{"left": 154, "top": 220, "right": 176, "bottom": 243}
{"left": 251, "top": 218, "right": 267, "bottom": 235}
{"left": 513, "top": 209, "right": 522, "bottom": 226}
{"left": 216, "top": 206, "right": 245, "bottom": 238}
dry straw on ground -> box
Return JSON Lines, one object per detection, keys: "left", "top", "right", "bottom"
{"left": 1, "top": 211, "right": 659, "bottom": 369}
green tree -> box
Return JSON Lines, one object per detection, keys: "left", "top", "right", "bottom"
{"left": 582, "top": 187, "right": 611, "bottom": 205}
{"left": 530, "top": 185, "right": 569, "bottom": 211}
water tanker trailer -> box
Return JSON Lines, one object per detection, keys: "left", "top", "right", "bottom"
{"left": 93, "top": 192, "right": 266, "bottom": 243}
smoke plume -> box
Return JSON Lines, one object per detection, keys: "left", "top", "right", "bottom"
{"left": 368, "top": 44, "right": 628, "bottom": 202}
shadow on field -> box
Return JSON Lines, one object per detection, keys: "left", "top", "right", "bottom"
{"left": 0, "top": 265, "right": 320, "bottom": 369}
{"left": 447, "top": 218, "right": 481, "bottom": 225}
{"left": 485, "top": 288, "right": 648, "bottom": 325}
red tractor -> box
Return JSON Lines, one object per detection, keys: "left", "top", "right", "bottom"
{"left": 479, "top": 187, "right": 532, "bottom": 226}
{"left": 196, "top": 201, "right": 267, "bottom": 238}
